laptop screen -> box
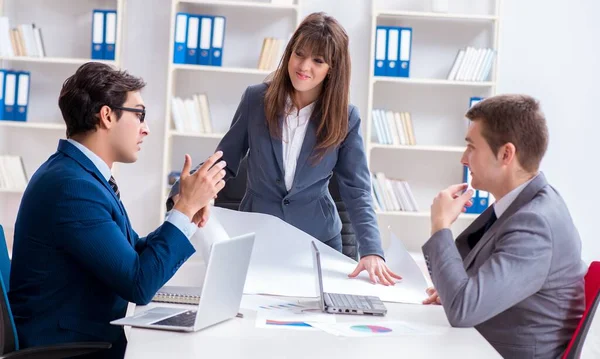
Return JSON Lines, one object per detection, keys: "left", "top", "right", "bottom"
{"left": 310, "top": 241, "right": 326, "bottom": 311}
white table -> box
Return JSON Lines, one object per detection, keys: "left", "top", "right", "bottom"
{"left": 124, "top": 261, "right": 501, "bottom": 359}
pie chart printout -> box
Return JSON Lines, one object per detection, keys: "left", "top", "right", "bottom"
{"left": 350, "top": 325, "right": 393, "bottom": 334}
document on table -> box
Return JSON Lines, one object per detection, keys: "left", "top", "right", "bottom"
{"left": 189, "top": 212, "right": 230, "bottom": 264}
{"left": 309, "top": 321, "right": 446, "bottom": 337}
{"left": 240, "top": 294, "right": 304, "bottom": 312}
{"left": 194, "top": 206, "right": 429, "bottom": 304}
{"left": 255, "top": 304, "right": 336, "bottom": 331}
{"left": 382, "top": 228, "right": 430, "bottom": 302}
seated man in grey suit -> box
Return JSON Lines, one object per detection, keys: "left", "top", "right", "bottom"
{"left": 422, "top": 94, "right": 586, "bottom": 358}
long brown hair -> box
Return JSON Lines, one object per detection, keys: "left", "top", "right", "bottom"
{"left": 264, "top": 12, "right": 351, "bottom": 160}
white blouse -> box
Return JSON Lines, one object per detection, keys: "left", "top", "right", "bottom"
{"left": 282, "top": 100, "right": 315, "bottom": 191}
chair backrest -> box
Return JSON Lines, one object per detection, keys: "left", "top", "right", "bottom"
{"left": 213, "top": 156, "right": 249, "bottom": 211}
{"left": 584, "top": 261, "right": 600, "bottom": 308}
{"left": 326, "top": 173, "right": 358, "bottom": 260}
{"left": 563, "top": 261, "right": 600, "bottom": 359}
{"left": 0, "top": 226, "right": 11, "bottom": 292}
{"left": 0, "top": 257, "right": 17, "bottom": 354}
{"left": 213, "top": 157, "right": 358, "bottom": 260}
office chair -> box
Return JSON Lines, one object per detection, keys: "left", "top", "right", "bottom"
{"left": 214, "top": 156, "right": 359, "bottom": 260}
{"left": 0, "top": 227, "right": 10, "bottom": 293}
{"left": 563, "top": 261, "right": 600, "bottom": 359}
{"left": 0, "top": 225, "right": 111, "bottom": 358}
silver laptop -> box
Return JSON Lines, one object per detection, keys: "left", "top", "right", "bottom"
{"left": 111, "top": 232, "right": 255, "bottom": 332}
{"left": 311, "top": 241, "right": 387, "bottom": 316}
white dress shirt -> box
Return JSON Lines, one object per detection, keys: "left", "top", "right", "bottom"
{"left": 493, "top": 174, "right": 538, "bottom": 219}
{"left": 67, "top": 139, "right": 197, "bottom": 239}
{"left": 282, "top": 100, "right": 315, "bottom": 191}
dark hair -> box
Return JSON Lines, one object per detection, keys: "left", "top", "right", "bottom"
{"left": 264, "top": 12, "right": 351, "bottom": 161}
{"left": 58, "top": 62, "right": 146, "bottom": 137}
{"left": 465, "top": 94, "right": 549, "bottom": 172}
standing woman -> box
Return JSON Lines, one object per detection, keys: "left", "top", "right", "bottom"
{"left": 168, "top": 12, "right": 401, "bottom": 285}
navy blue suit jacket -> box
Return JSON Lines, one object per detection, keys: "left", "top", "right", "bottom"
{"left": 169, "top": 83, "right": 384, "bottom": 258}
{"left": 9, "top": 140, "right": 195, "bottom": 356}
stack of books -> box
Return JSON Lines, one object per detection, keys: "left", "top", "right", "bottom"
{"left": 257, "top": 37, "right": 285, "bottom": 71}
{"left": 371, "top": 109, "right": 415, "bottom": 146}
{"left": 0, "top": 18, "right": 46, "bottom": 58}
{"left": 170, "top": 94, "right": 213, "bottom": 134}
{"left": 371, "top": 172, "right": 418, "bottom": 212}
{"left": 447, "top": 47, "right": 496, "bottom": 82}
{"left": 0, "top": 155, "right": 27, "bottom": 191}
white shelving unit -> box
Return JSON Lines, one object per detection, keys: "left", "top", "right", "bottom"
{"left": 170, "top": 130, "right": 225, "bottom": 139}
{"left": 366, "top": 0, "right": 501, "bottom": 251}
{"left": 180, "top": 0, "right": 299, "bottom": 11}
{"left": 0, "top": 56, "right": 117, "bottom": 66}
{"left": 370, "top": 143, "right": 466, "bottom": 153}
{"left": 0, "top": 0, "right": 127, "bottom": 253}
{"left": 0, "top": 188, "right": 24, "bottom": 194}
{"left": 0, "top": 121, "right": 66, "bottom": 130}
{"left": 159, "top": 0, "right": 301, "bottom": 222}
{"left": 173, "top": 63, "right": 272, "bottom": 75}
{"left": 0, "top": 0, "right": 126, "bottom": 134}
{"left": 375, "top": 10, "right": 498, "bottom": 21}
{"left": 373, "top": 76, "right": 495, "bottom": 87}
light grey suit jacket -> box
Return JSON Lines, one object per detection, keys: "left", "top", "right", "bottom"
{"left": 168, "top": 83, "right": 384, "bottom": 258}
{"left": 422, "top": 173, "right": 586, "bottom": 358}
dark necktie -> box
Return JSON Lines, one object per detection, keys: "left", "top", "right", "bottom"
{"left": 109, "top": 176, "right": 120, "bottom": 199}
{"left": 467, "top": 208, "right": 497, "bottom": 249}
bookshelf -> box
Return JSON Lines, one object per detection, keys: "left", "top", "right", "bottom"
{"left": 366, "top": 0, "right": 501, "bottom": 251}
{"left": 170, "top": 130, "right": 225, "bottom": 139}
{"left": 0, "top": 188, "right": 23, "bottom": 194}
{"left": 370, "top": 143, "right": 466, "bottom": 153}
{"left": 159, "top": 0, "right": 301, "bottom": 222}
{"left": 0, "top": 56, "right": 116, "bottom": 66}
{"left": 0, "top": 121, "right": 65, "bottom": 130}
{"left": 181, "top": 0, "right": 299, "bottom": 11}
{"left": 373, "top": 76, "right": 495, "bottom": 87}
{"left": 0, "top": 0, "right": 126, "bottom": 253}
{"left": 375, "top": 10, "right": 498, "bottom": 21}
{"left": 173, "top": 63, "right": 272, "bottom": 75}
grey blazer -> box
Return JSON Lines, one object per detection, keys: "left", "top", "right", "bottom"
{"left": 422, "top": 172, "right": 586, "bottom": 358}
{"left": 168, "top": 83, "right": 384, "bottom": 258}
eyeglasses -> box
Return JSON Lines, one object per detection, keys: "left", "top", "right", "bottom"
{"left": 111, "top": 106, "right": 146, "bottom": 123}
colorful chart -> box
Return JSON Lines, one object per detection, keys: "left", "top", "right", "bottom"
{"left": 350, "top": 325, "right": 393, "bottom": 333}
{"left": 266, "top": 320, "right": 312, "bottom": 328}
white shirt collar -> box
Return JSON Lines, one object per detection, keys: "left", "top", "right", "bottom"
{"left": 494, "top": 174, "right": 538, "bottom": 218}
{"left": 66, "top": 138, "right": 112, "bottom": 181}
{"left": 286, "top": 97, "right": 315, "bottom": 120}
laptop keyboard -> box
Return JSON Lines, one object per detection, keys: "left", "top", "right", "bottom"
{"left": 327, "top": 293, "right": 373, "bottom": 310}
{"left": 152, "top": 310, "right": 197, "bottom": 327}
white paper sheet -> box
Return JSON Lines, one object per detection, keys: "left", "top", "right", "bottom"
{"left": 202, "top": 207, "right": 429, "bottom": 304}
{"left": 382, "top": 229, "right": 430, "bottom": 302}
{"left": 190, "top": 212, "right": 230, "bottom": 264}
{"left": 255, "top": 305, "right": 336, "bottom": 331}
{"left": 309, "top": 321, "right": 446, "bottom": 337}
{"left": 240, "top": 295, "right": 304, "bottom": 312}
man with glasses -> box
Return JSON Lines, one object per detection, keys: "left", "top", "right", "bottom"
{"left": 8, "top": 62, "right": 226, "bottom": 358}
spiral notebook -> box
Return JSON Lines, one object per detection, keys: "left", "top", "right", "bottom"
{"left": 151, "top": 286, "right": 202, "bottom": 305}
